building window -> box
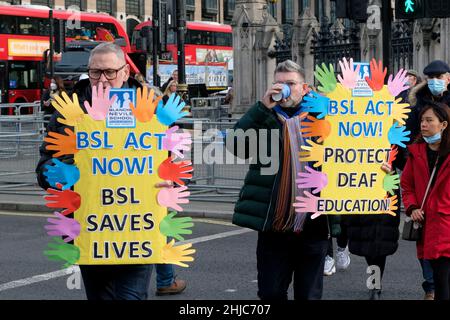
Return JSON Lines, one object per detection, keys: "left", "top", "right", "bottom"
{"left": 126, "top": 0, "right": 141, "bottom": 17}
{"left": 282, "top": 0, "right": 294, "bottom": 24}
{"left": 30, "top": 0, "right": 54, "bottom": 6}
{"left": 268, "top": 1, "right": 277, "bottom": 20}
{"left": 65, "top": 0, "right": 85, "bottom": 10}
{"left": 202, "top": 0, "right": 218, "bottom": 18}
{"left": 186, "top": 0, "right": 195, "bottom": 14}
{"left": 97, "top": 0, "right": 113, "bottom": 14}
{"left": 315, "top": 0, "right": 324, "bottom": 20}
{"left": 298, "top": 0, "right": 310, "bottom": 15}
{"left": 224, "top": 0, "right": 235, "bottom": 22}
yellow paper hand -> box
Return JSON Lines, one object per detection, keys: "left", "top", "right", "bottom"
{"left": 130, "top": 87, "right": 162, "bottom": 122}
{"left": 161, "top": 239, "right": 195, "bottom": 267}
{"left": 52, "top": 92, "right": 84, "bottom": 126}
{"left": 300, "top": 115, "right": 331, "bottom": 142}
{"left": 299, "top": 140, "right": 325, "bottom": 167}
{"left": 390, "top": 98, "right": 411, "bottom": 126}
{"left": 44, "top": 127, "right": 78, "bottom": 157}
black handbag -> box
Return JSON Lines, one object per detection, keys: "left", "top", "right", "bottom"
{"left": 402, "top": 157, "right": 439, "bottom": 241}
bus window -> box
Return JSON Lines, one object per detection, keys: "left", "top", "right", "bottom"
{"left": 9, "top": 62, "right": 39, "bottom": 90}
{"left": 214, "top": 32, "right": 232, "bottom": 47}
{"left": 18, "top": 17, "right": 40, "bottom": 35}
{"left": 0, "top": 62, "right": 6, "bottom": 103}
{"left": 0, "top": 15, "right": 17, "bottom": 34}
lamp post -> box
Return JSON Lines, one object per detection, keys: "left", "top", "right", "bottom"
{"left": 152, "top": 0, "right": 161, "bottom": 87}
{"left": 175, "top": 0, "right": 188, "bottom": 101}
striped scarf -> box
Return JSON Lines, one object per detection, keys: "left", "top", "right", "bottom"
{"left": 272, "top": 108, "right": 308, "bottom": 232}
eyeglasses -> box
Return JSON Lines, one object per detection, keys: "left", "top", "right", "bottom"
{"left": 273, "top": 81, "right": 302, "bottom": 87}
{"left": 88, "top": 64, "right": 126, "bottom": 80}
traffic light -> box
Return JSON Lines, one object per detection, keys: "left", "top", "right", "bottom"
{"left": 395, "top": 0, "right": 425, "bottom": 19}
{"left": 425, "top": 0, "right": 450, "bottom": 18}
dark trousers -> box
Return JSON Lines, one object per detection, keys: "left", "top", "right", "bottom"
{"left": 419, "top": 259, "right": 435, "bottom": 294}
{"left": 430, "top": 257, "right": 450, "bottom": 300}
{"left": 80, "top": 264, "right": 153, "bottom": 300}
{"left": 256, "top": 232, "right": 328, "bottom": 300}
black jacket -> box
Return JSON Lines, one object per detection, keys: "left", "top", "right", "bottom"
{"left": 36, "top": 78, "right": 142, "bottom": 190}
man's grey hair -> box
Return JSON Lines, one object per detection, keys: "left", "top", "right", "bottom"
{"left": 88, "top": 42, "right": 126, "bottom": 66}
{"left": 274, "top": 59, "right": 306, "bottom": 80}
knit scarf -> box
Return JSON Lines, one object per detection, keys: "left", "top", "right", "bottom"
{"left": 272, "top": 106, "right": 308, "bottom": 232}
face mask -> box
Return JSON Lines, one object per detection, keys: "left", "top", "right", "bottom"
{"left": 427, "top": 79, "right": 446, "bottom": 96}
{"left": 423, "top": 132, "right": 442, "bottom": 144}
{"left": 405, "top": 81, "right": 411, "bottom": 87}
{"left": 50, "top": 83, "right": 57, "bottom": 90}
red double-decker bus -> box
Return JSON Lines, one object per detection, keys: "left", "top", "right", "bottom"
{"left": 0, "top": 4, "right": 135, "bottom": 107}
{"left": 131, "top": 20, "right": 232, "bottom": 91}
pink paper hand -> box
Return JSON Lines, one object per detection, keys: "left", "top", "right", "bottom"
{"left": 293, "top": 191, "right": 322, "bottom": 219}
{"left": 387, "top": 69, "right": 409, "bottom": 97}
{"left": 157, "top": 186, "right": 190, "bottom": 211}
{"left": 84, "top": 83, "right": 117, "bottom": 120}
{"left": 44, "top": 212, "right": 81, "bottom": 242}
{"left": 295, "top": 166, "right": 328, "bottom": 194}
{"left": 162, "top": 126, "right": 192, "bottom": 159}
{"left": 337, "top": 57, "right": 361, "bottom": 89}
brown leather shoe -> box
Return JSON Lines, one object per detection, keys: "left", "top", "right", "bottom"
{"left": 156, "top": 279, "right": 187, "bottom": 296}
{"left": 424, "top": 292, "right": 435, "bottom": 300}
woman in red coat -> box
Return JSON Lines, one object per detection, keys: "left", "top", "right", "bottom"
{"left": 401, "top": 102, "right": 450, "bottom": 300}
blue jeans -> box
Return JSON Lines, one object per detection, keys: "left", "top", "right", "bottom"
{"left": 156, "top": 264, "right": 174, "bottom": 288}
{"left": 419, "top": 259, "right": 435, "bottom": 293}
{"left": 80, "top": 264, "right": 153, "bottom": 300}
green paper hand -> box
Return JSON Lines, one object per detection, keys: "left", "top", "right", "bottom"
{"left": 383, "top": 173, "right": 400, "bottom": 196}
{"left": 44, "top": 237, "right": 80, "bottom": 268}
{"left": 314, "top": 63, "right": 337, "bottom": 93}
{"left": 160, "top": 211, "right": 194, "bottom": 241}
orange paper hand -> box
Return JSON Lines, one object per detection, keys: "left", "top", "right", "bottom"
{"left": 385, "top": 194, "right": 398, "bottom": 216}
{"left": 365, "top": 59, "right": 387, "bottom": 91}
{"left": 44, "top": 183, "right": 81, "bottom": 216}
{"left": 158, "top": 157, "right": 193, "bottom": 185}
{"left": 130, "top": 86, "right": 162, "bottom": 122}
{"left": 44, "top": 128, "right": 78, "bottom": 157}
{"left": 300, "top": 115, "right": 331, "bottom": 143}
{"left": 387, "top": 145, "right": 398, "bottom": 166}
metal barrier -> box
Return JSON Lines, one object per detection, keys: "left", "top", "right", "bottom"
{"left": 0, "top": 102, "right": 47, "bottom": 193}
{"left": 0, "top": 105, "right": 248, "bottom": 202}
{"left": 190, "top": 97, "right": 230, "bottom": 122}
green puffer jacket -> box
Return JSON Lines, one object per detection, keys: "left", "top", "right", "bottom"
{"left": 228, "top": 101, "right": 340, "bottom": 238}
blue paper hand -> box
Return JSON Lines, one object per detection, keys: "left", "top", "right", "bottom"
{"left": 43, "top": 159, "right": 80, "bottom": 190}
{"left": 156, "top": 93, "right": 189, "bottom": 126}
{"left": 300, "top": 91, "right": 329, "bottom": 119}
{"left": 388, "top": 122, "right": 410, "bottom": 148}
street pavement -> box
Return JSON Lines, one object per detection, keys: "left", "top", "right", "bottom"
{"left": 0, "top": 209, "right": 424, "bottom": 300}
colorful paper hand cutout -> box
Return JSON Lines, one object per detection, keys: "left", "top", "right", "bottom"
{"left": 162, "top": 126, "right": 192, "bottom": 159}
{"left": 161, "top": 239, "right": 195, "bottom": 267}
{"left": 156, "top": 93, "right": 189, "bottom": 126}
{"left": 383, "top": 173, "right": 400, "bottom": 196}
{"left": 300, "top": 115, "right": 331, "bottom": 142}
{"left": 314, "top": 63, "right": 337, "bottom": 93}
{"left": 293, "top": 191, "right": 321, "bottom": 219}
{"left": 130, "top": 86, "right": 162, "bottom": 122}
{"left": 157, "top": 186, "right": 190, "bottom": 211}
{"left": 365, "top": 59, "right": 387, "bottom": 91}
{"left": 388, "top": 69, "right": 409, "bottom": 97}
{"left": 388, "top": 123, "right": 410, "bottom": 148}
{"left": 44, "top": 212, "right": 81, "bottom": 242}
{"left": 337, "top": 57, "right": 361, "bottom": 89}
{"left": 160, "top": 211, "right": 194, "bottom": 241}
{"left": 44, "top": 237, "right": 80, "bottom": 268}
{"left": 299, "top": 140, "right": 325, "bottom": 167}
{"left": 52, "top": 92, "right": 84, "bottom": 126}
{"left": 386, "top": 194, "right": 398, "bottom": 216}
{"left": 387, "top": 145, "right": 398, "bottom": 166}
{"left": 296, "top": 166, "right": 328, "bottom": 194}
{"left": 84, "top": 83, "right": 117, "bottom": 120}
{"left": 158, "top": 157, "right": 193, "bottom": 185}
{"left": 300, "top": 91, "right": 329, "bottom": 119}
{"left": 44, "top": 127, "right": 77, "bottom": 158}
{"left": 391, "top": 98, "right": 411, "bottom": 126}
{"left": 44, "top": 159, "right": 80, "bottom": 190}
{"left": 44, "top": 183, "right": 81, "bottom": 215}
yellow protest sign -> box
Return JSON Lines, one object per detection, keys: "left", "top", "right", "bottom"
{"left": 43, "top": 87, "right": 194, "bottom": 267}
{"left": 295, "top": 59, "right": 410, "bottom": 217}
